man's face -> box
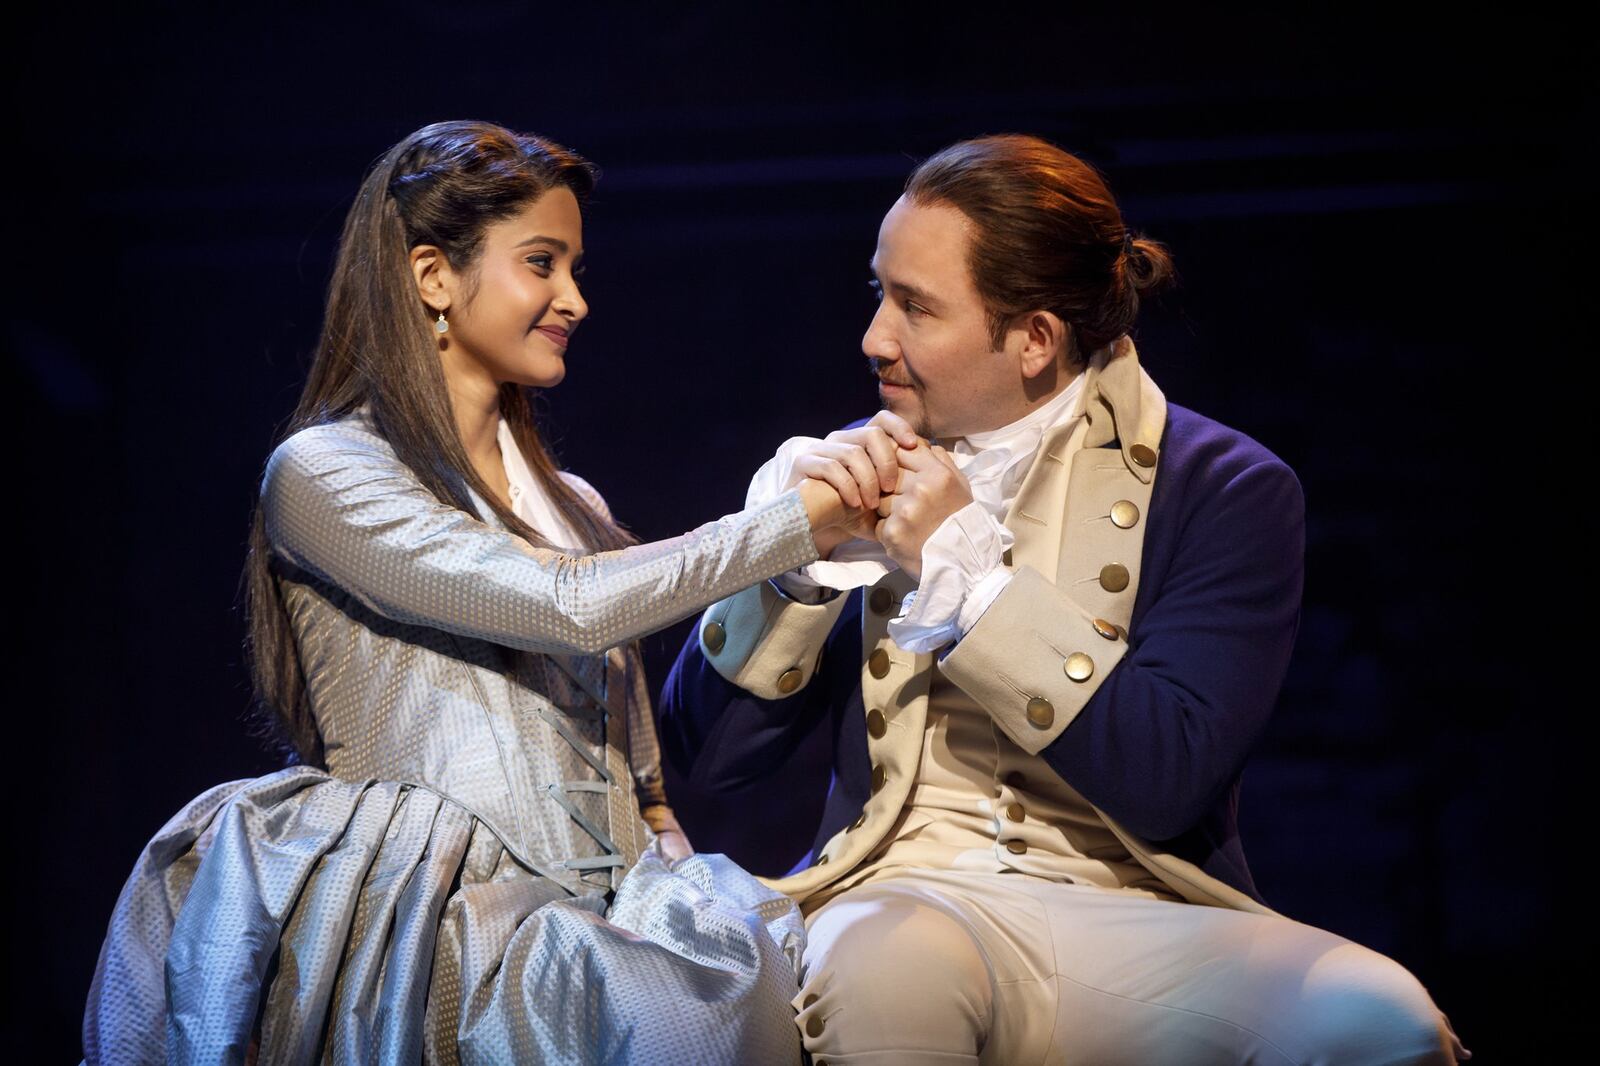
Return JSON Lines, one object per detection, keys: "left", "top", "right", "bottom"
{"left": 863, "top": 194, "right": 1015, "bottom": 439}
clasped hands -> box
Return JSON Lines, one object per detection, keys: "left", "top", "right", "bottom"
{"left": 797, "top": 411, "right": 975, "bottom": 583}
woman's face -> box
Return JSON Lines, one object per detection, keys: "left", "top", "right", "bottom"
{"left": 439, "top": 186, "right": 587, "bottom": 391}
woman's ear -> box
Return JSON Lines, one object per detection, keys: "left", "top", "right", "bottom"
{"left": 410, "top": 244, "right": 454, "bottom": 315}
{"left": 1017, "top": 310, "right": 1070, "bottom": 379}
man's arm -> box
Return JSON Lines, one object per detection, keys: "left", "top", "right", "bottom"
{"left": 658, "top": 585, "right": 859, "bottom": 790}
{"left": 939, "top": 457, "right": 1306, "bottom": 841}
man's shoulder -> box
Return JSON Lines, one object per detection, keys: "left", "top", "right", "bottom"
{"left": 1161, "top": 402, "right": 1298, "bottom": 484}
{"left": 1157, "top": 403, "right": 1305, "bottom": 533}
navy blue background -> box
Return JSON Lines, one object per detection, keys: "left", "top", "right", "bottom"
{"left": 11, "top": 6, "right": 1576, "bottom": 1059}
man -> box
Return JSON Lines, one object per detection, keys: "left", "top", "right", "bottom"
{"left": 659, "top": 135, "right": 1467, "bottom": 1063}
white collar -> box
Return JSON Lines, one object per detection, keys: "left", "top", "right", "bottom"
{"left": 950, "top": 372, "right": 1085, "bottom": 458}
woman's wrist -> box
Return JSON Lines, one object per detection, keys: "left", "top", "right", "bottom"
{"left": 640, "top": 803, "right": 682, "bottom": 835}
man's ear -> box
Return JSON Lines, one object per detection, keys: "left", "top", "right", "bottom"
{"left": 1017, "top": 310, "right": 1070, "bottom": 379}
{"left": 410, "top": 244, "right": 455, "bottom": 315}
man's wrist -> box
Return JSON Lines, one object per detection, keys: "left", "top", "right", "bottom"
{"left": 772, "top": 571, "right": 842, "bottom": 605}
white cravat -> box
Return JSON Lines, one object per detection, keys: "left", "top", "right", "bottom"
{"left": 745, "top": 373, "right": 1086, "bottom": 652}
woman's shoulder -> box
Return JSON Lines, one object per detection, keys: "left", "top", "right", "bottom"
{"left": 273, "top": 407, "right": 391, "bottom": 459}
{"left": 263, "top": 408, "right": 403, "bottom": 496}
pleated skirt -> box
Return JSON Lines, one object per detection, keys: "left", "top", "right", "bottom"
{"left": 83, "top": 766, "right": 806, "bottom": 1065}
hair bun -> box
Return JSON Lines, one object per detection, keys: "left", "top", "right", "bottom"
{"left": 1124, "top": 235, "right": 1174, "bottom": 295}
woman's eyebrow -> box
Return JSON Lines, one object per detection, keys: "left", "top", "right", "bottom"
{"left": 514, "top": 235, "right": 569, "bottom": 252}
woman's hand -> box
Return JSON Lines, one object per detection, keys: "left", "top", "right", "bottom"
{"left": 641, "top": 803, "right": 694, "bottom": 864}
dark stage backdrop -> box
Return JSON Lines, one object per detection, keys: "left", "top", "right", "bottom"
{"left": 11, "top": 7, "right": 1577, "bottom": 1060}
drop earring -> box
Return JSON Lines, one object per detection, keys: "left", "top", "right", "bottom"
{"left": 435, "top": 310, "right": 449, "bottom": 335}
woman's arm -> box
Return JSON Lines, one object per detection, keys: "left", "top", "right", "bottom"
{"left": 261, "top": 423, "right": 822, "bottom": 656}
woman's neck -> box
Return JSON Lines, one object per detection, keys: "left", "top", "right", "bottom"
{"left": 442, "top": 364, "right": 503, "bottom": 465}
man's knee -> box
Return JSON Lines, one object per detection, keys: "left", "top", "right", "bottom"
{"left": 797, "top": 891, "right": 993, "bottom": 1059}
{"left": 1291, "top": 943, "right": 1459, "bottom": 1064}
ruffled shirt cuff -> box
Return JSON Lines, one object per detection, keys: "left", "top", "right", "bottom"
{"left": 887, "top": 502, "right": 1016, "bottom": 653}
{"left": 770, "top": 570, "right": 841, "bottom": 605}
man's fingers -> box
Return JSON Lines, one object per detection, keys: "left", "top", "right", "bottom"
{"left": 895, "top": 440, "right": 940, "bottom": 472}
{"left": 861, "top": 427, "right": 901, "bottom": 493}
{"left": 794, "top": 454, "right": 861, "bottom": 508}
{"left": 929, "top": 444, "right": 962, "bottom": 474}
{"left": 817, "top": 442, "right": 882, "bottom": 508}
{"left": 868, "top": 409, "right": 922, "bottom": 449}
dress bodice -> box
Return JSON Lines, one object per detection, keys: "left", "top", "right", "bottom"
{"left": 261, "top": 404, "right": 819, "bottom": 893}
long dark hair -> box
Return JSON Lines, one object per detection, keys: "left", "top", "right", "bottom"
{"left": 904, "top": 134, "right": 1175, "bottom": 368}
{"left": 244, "top": 120, "right": 637, "bottom": 767}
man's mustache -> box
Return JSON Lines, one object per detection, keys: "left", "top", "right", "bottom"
{"left": 867, "top": 359, "right": 914, "bottom": 389}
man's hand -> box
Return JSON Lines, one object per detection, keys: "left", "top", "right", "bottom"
{"left": 793, "top": 411, "right": 922, "bottom": 555}
{"left": 876, "top": 441, "right": 974, "bottom": 582}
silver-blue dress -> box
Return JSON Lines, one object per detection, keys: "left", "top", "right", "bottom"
{"left": 82, "top": 405, "right": 817, "bottom": 1065}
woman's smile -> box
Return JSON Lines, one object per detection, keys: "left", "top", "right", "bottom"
{"left": 534, "top": 324, "right": 569, "bottom": 349}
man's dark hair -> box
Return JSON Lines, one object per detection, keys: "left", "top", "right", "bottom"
{"left": 905, "top": 134, "right": 1174, "bottom": 367}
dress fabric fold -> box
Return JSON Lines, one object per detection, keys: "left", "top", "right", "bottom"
{"left": 85, "top": 768, "right": 807, "bottom": 1065}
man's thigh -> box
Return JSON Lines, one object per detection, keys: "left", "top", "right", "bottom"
{"left": 797, "top": 869, "right": 1463, "bottom": 1065}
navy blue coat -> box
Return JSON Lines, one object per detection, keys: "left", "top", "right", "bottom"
{"left": 659, "top": 402, "right": 1305, "bottom": 905}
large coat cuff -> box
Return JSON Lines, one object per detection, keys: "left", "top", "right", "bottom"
{"left": 696, "top": 578, "right": 849, "bottom": 700}
{"left": 939, "top": 565, "right": 1129, "bottom": 754}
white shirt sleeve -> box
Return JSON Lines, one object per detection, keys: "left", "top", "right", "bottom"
{"left": 747, "top": 434, "right": 896, "bottom": 593}
{"left": 887, "top": 501, "right": 1015, "bottom": 653}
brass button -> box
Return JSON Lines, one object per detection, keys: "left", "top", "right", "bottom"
{"left": 1091, "top": 617, "right": 1119, "bottom": 641}
{"left": 866, "top": 707, "right": 887, "bottom": 738}
{"left": 777, "top": 667, "right": 803, "bottom": 694}
{"left": 1064, "top": 652, "right": 1095, "bottom": 682}
{"left": 1130, "top": 443, "right": 1158, "bottom": 468}
{"left": 871, "top": 763, "right": 887, "bottom": 794}
{"left": 1025, "top": 697, "right": 1055, "bottom": 728}
{"left": 1099, "top": 563, "right": 1130, "bottom": 593}
{"left": 849, "top": 811, "right": 865, "bottom": 831}
{"left": 869, "top": 586, "right": 893, "bottom": 615}
{"left": 868, "top": 648, "right": 891, "bottom": 679}
{"left": 1005, "top": 839, "right": 1028, "bottom": 855}
{"left": 1110, "top": 500, "right": 1140, "bottom": 529}
{"left": 807, "top": 1016, "right": 825, "bottom": 1038}
{"left": 702, "top": 620, "right": 726, "bottom": 655}
{"left": 1002, "top": 548, "right": 1014, "bottom": 566}
{"left": 1006, "top": 802, "right": 1025, "bottom": 822}
{"left": 1005, "top": 771, "right": 1026, "bottom": 788}
{"left": 802, "top": 993, "right": 819, "bottom": 1009}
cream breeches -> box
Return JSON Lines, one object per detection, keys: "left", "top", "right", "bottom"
{"left": 792, "top": 868, "right": 1468, "bottom": 1065}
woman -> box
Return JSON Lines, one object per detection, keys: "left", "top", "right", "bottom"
{"left": 81, "top": 120, "right": 879, "bottom": 1065}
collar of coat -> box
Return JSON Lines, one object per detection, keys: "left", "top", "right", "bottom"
{"left": 1065, "top": 333, "right": 1167, "bottom": 483}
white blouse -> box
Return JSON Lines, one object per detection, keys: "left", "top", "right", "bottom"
{"left": 497, "top": 415, "right": 590, "bottom": 550}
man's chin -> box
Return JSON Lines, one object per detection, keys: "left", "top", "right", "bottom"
{"left": 878, "top": 390, "right": 931, "bottom": 439}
